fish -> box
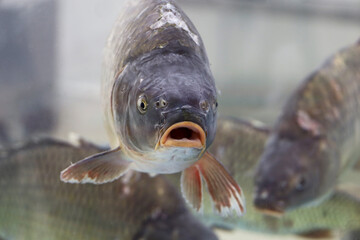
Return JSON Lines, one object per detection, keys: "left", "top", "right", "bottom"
{"left": 253, "top": 40, "right": 360, "bottom": 215}
{"left": 186, "top": 117, "right": 360, "bottom": 237}
{"left": 60, "top": 0, "right": 245, "bottom": 216}
{"left": 0, "top": 137, "right": 218, "bottom": 240}
{"left": 1, "top": 120, "right": 359, "bottom": 239}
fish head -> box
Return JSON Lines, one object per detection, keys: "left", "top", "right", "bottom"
{"left": 253, "top": 134, "right": 332, "bottom": 216}
{"left": 113, "top": 53, "right": 218, "bottom": 173}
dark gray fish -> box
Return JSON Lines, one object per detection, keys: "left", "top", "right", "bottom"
{"left": 0, "top": 137, "right": 217, "bottom": 240}
{"left": 254, "top": 40, "right": 360, "bottom": 215}
{"left": 60, "top": 0, "right": 244, "bottom": 216}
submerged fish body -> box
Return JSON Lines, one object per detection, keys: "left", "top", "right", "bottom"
{"left": 60, "top": 0, "right": 245, "bottom": 216}
{"left": 0, "top": 138, "right": 218, "bottom": 240}
{"left": 192, "top": 118, "right": 360, "bottom": 235}
{"left": 101, "top": 0, "right": 216, "bottom": 170}
{"left": 102, "top": 0, "right": 213, "bottom": 169}
{"left": 254, "top": 41, "right": 360, "bottom": 214}
{"left": 1, "top": 121, "right": 359, "bottom": 239}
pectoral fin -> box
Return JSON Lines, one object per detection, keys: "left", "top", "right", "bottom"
{"left": 181, "top": 164, "right": 203, "bottom": 211}
{"left": 181, "top": 151, "right": 245, "bottom": 217}
{"left": 60, "top": 147, "right": 131, "bottom": 184}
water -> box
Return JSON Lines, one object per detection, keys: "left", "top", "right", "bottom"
{"left": 0, "top": 0, "right": 359, "bottom": 239}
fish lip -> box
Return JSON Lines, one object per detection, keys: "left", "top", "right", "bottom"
{"left": 156, "top": 121, "right": 206, "bottom": 149}
{"left": 254, "top": 206, "right": 285, "bottom": 218}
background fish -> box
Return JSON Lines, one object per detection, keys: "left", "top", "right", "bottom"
{"left": 1, "top": 119, "right": 359, "bottom": 239}
{"left": 254, "top": 40, "right": 360, "bottom": 215}
{"left": 0, "top": 138, "right": 218, "bottom": 240}
{"left": 60, "top": 0, "right": 244, "bottom": 216}
{"left": 192, "top": 118, "right": 360, "bottom": 237}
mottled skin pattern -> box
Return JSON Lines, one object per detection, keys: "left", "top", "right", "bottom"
{"left": 102, "top": 0, "right": 217, "bottom": 167}
{"left": 254, "top": 41, "right": 360, "bottom": 212}
{"left": 0, "top": 139, "right": 217, "bottom": 240}
{"left": 192, "top": 118, "right": 360, "bottom": 235}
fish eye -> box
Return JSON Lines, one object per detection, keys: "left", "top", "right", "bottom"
{"left": 137, "top": 95, "right": 148, "bottom": 114}
{"left": 295, "top": 176, "right": 307, "bottom": 192}
{"left": 212, "top": 100, "right": 218, "bottom": 111}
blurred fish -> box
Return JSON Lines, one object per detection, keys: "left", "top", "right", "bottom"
{"left": 186, "top": 117, "right": 360, "bottom": 237}
{"left": 0, "top": 137, "right": 218, "bottom": 240}
{"left": 60, "top": 0, "right": 244, "bottom": 216}
{"left": 254, "top": 40, "right": 360, "bottom": 215}
{"left": 2, "top": 120, "right": 359, "bottom": 239}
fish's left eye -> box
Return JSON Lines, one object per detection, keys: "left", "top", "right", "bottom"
{"left": 137, "top": 95, "right": 148, "bottom": 114}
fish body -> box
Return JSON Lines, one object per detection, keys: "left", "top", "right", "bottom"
{"left": 191, "top": 118, "right": 360, "bottom": 235}
{"left": 254, "top": 41, "right": 360, "bottom": 214}
{"left": 0, "top": 138, "right": 218, "bottom": 240}
{"left": 60, "top": 0, "right": 245, "bottom": 216}
{"left": 1, "top": 121, "right": 359, "bottom": 239}
{"left": 101, "top": 0, "right": 215, "bottom": 172}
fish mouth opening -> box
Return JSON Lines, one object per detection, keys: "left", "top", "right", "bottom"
{"left": 254, "top": 206, "right": 284, "bottom": 218}
{"left": 159, "top": 121, "right": 206, "bottom": 149}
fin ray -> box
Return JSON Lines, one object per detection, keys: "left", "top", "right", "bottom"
{"left": 197, "top": 152, "right": 245, "bottom": 217}
{"left": 60, "top": 147, "right": 130, "bottom": 184}
{"left": 181, "top": 164, "right": 203, "bottom": 211}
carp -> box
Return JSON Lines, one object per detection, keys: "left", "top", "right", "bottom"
{"left": 254, "top": 40, "right": 360, "bottom": 215}
{"left": 60, "top": 0, "right": 244, "bottom": 216}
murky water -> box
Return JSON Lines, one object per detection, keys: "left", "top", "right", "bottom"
{"left": 0, "top": 0, "right": 359, "bottom": 239}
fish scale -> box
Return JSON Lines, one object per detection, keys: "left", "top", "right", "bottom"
{"left": 0, "top": 139, "right": 217, "bottom": 240}
{"left": 253, "top": 41, "right": 360, "bottom": 214}
{"left": 61, "top": 0, "right": 245, "bottom": 216}
{"left": 0, "top": 119, "right": 360, "bottom": 238}
{"left": 297, "top": 47, "right": 360, "bottom": 170}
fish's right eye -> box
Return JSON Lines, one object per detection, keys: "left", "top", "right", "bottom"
{"left": 295, "top": 176, "right": 307, "bottom": 192}
{"left": 137, "top": 95, "right": 148, "bottom": 114}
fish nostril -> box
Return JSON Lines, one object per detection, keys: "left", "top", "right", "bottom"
{"left": 199, "top": 100, "right": 209, "bottom": 112}
{"left": 155, "top": 98, "right": 167, "bottom": 108}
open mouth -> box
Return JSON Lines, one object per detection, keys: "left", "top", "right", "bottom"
{"left": 159, "top": 121, "right": 206, "bottom": 149}
{"left": 254, "top": 206, "right": 284, "bottom": 218}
